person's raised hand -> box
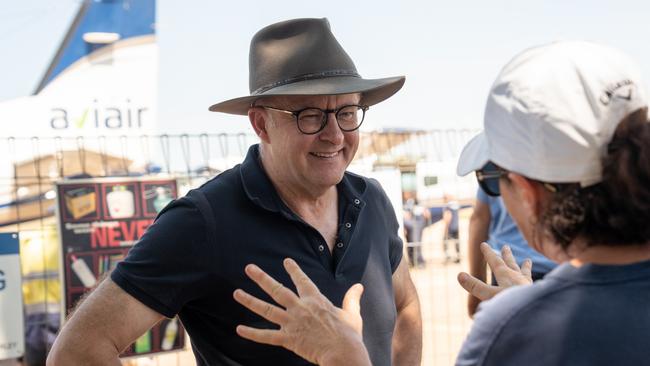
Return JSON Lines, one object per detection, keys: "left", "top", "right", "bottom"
{"left": 458, "top": 242, "right": 533, "bottom": 301}
{"left": 233, "top": 258, "right": 370, "bottom": 366}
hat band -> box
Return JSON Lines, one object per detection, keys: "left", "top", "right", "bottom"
{"left": 252, "top": 69, "right": 361, "bottom": 95}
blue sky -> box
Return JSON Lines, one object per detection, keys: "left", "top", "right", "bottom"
{"left": 2, "top": 0, "right": 650, "bottom": 134}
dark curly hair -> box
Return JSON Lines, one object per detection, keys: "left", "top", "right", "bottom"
{"left": 539, "top": 108, "right": 650, "bottom": 250}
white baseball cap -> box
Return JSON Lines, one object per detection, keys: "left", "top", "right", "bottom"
{"left": 457, "top": 41, "right": 648, "bottom": 186}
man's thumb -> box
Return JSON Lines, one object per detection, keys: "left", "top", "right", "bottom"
{"left": 342, "top": 283, "right": 364, "bottom": 314}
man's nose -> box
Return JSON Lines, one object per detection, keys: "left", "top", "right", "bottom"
{"left": 318, "top": 112, "right": 345, "bottom": 144}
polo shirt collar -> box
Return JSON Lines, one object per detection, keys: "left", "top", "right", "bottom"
{"left": 337, "top": 170, "right": 368, "bottom": 210}
{"left": 240, "top": 144, "right": 284, "bottom": 213}
{"left": 239, "top": 144, "right": 368, "bottom": 213}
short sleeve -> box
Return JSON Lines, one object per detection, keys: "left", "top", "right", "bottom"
{"left": 111, "top": 196, "right": 216, "bottom": 318}
{"left": 369, "top": 179, "right": 403, "bottom": 273}
{"left": 388, "top": 221, "right": 404, "bottom": 274}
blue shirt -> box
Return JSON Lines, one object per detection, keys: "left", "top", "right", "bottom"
{"left": 112, "top": 145, "right": 403, "bottom": 366}
{"left": 477, "top": 188, "right": 556, "bottom": 274}
{"left": 456, "top": 259, "right": 650, "bottom": 366}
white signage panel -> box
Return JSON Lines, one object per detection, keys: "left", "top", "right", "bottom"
{"left": 0, "top": 233, "right": 24, "bottom": 360}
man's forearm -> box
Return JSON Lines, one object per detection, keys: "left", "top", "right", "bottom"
{"left": 392, "top": 297, "right": 422, "bottom": 366}
{"left": 47, "top": 279, "right": 162, "bottom": 366}
{"left": 47, "top": 326, "right": 123, "bottom": 366}
{"left": 47, "top": 349, "right": 122, "bottom": 366}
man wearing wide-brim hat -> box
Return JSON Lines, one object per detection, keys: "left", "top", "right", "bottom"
{"left": 49, "top": 18, "right": 422, "bottom": 366}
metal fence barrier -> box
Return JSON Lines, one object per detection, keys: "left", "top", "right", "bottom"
{"left": 1, "top": 129, "right": 478, "bottom": 366}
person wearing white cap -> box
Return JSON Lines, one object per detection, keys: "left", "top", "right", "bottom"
{"left": 231, "top": 40, "right": 650, "bottom": 366}
{"left": 453, "top": 40, "right": 650, "bottom": 364}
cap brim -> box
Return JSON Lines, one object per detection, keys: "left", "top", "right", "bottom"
{"left": 456, "top": 132, "right": 490, "bottom": 176}
{"left": 208, "top": 75, "right": 405, "bottom": 115}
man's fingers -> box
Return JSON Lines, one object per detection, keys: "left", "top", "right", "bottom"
{"left": 235, "top": 325, "right": 284, "bottom": 347}
{"left": 233, "top": 289, "right": 289, "bottom": 325}
{"left": 501, "top": 245, "right": 520, "bottom": 271}
{"left": 520, "top": 258, "right": 533, "bottom": 281}
{"left": 342, "top": 283, "right": 364, "bottom": 316}
{"left": 283, "top": 258, "right": 321, "bottom": 297}
{"left": 244, "top": 264, "right": 298, "bottom": 308}
{"left": 457, "top": 272, "right": 500, "bottom": 301}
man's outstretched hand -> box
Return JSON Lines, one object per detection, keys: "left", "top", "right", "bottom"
{"left": 233, "top": 258, "right": 371, "bottom": 366}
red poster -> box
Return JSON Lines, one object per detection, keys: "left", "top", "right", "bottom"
{"left": 56, "top": 177, "right": 184, "bottom": 357}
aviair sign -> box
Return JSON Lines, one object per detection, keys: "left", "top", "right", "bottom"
{"left": 49, "top": 99, "right": 149, "bottom": 131}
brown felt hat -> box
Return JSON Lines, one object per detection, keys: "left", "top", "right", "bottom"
{"left": 209, "top": 18, "right": 405, "bottom": 115}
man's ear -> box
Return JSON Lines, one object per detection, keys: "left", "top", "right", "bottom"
{"left": 248, "top": 108, "right": 271, "bottom": 144}
{"left": 507, "top": 173, "right": 546, "bottom": 216}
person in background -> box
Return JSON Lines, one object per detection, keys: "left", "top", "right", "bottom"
{"left": 402, "top": 199, "right": 427, "bottom": 267}
{"left": 466, "top": 187, "right": 556, "bottom": 317}
{"left": 442, "top": 194, "right": 461, "bottom": 263}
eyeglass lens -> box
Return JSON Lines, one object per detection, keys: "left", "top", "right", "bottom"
{"left": 297, "top": 105, "right": 364, "bottom": 134}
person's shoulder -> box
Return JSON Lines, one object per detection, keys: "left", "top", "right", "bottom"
{"left": 457, "top": 280, "right": 569, "bottom": 365}
{"left": 488, "top": 283, "right": 531, "bottom": 305}
{"left": 188, "top": 164, "right": 241, "bottom": 202}
{"left": 473, "top": 278, "right": 575, "bottom": 340}
{"left": 193, "top": 164, "right": 242, "bottom": 195}
{"left": 483, "top": 278, "right": 568, "bottom": 315}
{"left": 170, "top": 165, "right": 245, "bottom": 216}
{"left": 476, "top": 187, "right": 489, "bottom": 202}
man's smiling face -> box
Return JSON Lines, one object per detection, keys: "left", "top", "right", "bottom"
{"left": 259, "top": 93, "right": 361, "bottom": 193}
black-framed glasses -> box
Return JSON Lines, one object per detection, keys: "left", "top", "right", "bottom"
{"left": 258, "top": 104, "right": 369, "bottom": 135}
{"left": 476, "top": 162, "right": 509, "bottom": 196}
{"left": 476, "top": 161, "right": 561, "bottom": 197}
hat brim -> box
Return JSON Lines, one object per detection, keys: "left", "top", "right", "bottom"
{"left": 456, "top": 132, "right": 490, "bottom": 176}
{"left": 208, "top": 75, "right": 405, "bottom": 115}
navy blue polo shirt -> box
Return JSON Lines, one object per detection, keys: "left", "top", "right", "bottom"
{"left": 112, "top": 144, "right": 403, "bottom": 366}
